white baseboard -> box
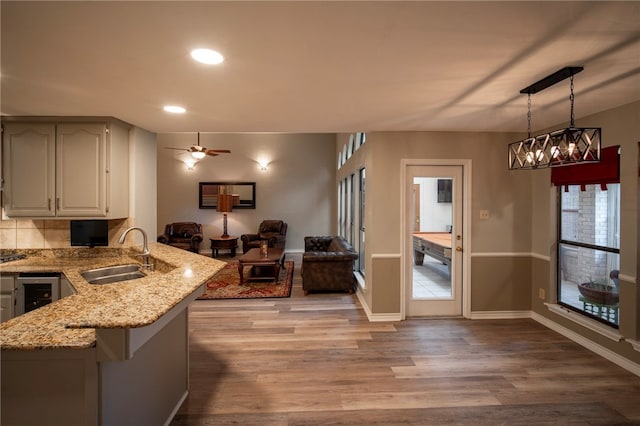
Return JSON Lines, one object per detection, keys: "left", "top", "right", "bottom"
{"left": 368, "top": 312, "right": 402, "bottom": 322}
{"left": 355, "top": 301, "right": 640, "bottom": 376}
{"left": 469, "top": 310, "right": 532, "bottom": 320}
{"left": 531, "top": 311, "right": 640, "bottom": 377}
{"left": 355, "top": 290, "right": 401, "bottom": 322}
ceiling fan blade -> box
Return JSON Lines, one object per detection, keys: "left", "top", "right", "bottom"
{"left": 165, "top": 147, "right": 189, "bottom": 151}
{"left": 205, "top": 151, "right": 220, "bottom": 157}
{"left": 207, "top": 149, "right": 231, "bottom": 153}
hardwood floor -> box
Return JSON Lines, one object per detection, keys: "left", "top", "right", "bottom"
{"left": 171, "top": 261, "right": 640, "bottom": 425}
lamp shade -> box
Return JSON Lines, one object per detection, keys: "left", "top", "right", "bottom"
{"left": 217, "top": 194, "right": 234, "bottom": 213}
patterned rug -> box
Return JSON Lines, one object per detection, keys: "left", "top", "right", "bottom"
{"left": 197, "top": 260, "right": 294, "bottom": 300}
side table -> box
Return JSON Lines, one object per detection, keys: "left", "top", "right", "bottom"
{"left": 210, "top": 236, "right": 238, "bottom": 258}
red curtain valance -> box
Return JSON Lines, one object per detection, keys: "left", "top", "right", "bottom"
{"left": 551, "top": 145, "right": 619, "bottom": 190}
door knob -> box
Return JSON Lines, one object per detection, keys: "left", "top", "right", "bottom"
{"left": 456, "top": 246, "right": 463, "bottom": 252}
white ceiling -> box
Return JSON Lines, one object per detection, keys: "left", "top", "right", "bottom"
{"left": 1, "top": 1, "right": 639, "bottom": 134}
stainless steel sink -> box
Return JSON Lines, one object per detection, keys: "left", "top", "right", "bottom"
{"left": 81, "top": 264, "right": 145, "bottom": 285}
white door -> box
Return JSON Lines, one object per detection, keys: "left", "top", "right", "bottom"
{"left": 406, "top": 165, "right": 464, "bottom": 317}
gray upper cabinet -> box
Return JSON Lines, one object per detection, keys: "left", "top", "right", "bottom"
{"left": 56, "top": 123, "right": 107, "bottom": 217}
{"left": 2, "top": 119, "right": 130, "bottom": 219}
{"left": 2, "top": 122, "right": 56, "bottom": 216}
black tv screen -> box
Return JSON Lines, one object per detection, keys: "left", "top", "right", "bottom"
{"left": 70, "top": 220, "right": 109, "bottom": 247}
{"left": 437, "top": 179, "right": 452, "bottom": 203}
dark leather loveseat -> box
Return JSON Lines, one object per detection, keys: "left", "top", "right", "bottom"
{"left": 302, "top": 236, "right": 358, "bottom": 295}
{"left": 241, "top": 220, "right": 287, "bottom": 253}
{"left": 157, "top": 222, "right": 203, "bottom": 253}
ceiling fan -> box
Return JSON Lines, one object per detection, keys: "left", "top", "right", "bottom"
{"left": 165, "top": 132, "right": 231, "bottom": 159}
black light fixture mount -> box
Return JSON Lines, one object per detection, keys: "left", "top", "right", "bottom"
{"left": 519, "top": 66, "right": 583, "bottom": 94}
{"left": 508, "top": 66, "right": 601, "bottom": 170}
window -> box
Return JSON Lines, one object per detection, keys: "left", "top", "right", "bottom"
{"left": 348, "top": 173, "right": 355, "bottom": 244}
{"left": 347, "top": 134, "right": 354, "bottom": 159}
{"left": 343, "top": 176, "right": 351, "bottom": 241}
{"left": 358, "top": 167, "right": 365, "bottom": 276}
{"left": 338, "top": 180, "right": 344, "bottom": 237}
{"left": 557, "top": 183, "right": 620, "bottom": 327}
{"left": 341, "top": 177, "right": 348, "bottom": 238}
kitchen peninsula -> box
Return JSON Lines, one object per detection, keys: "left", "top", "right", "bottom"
{"left": 0, "top": 243, "right": 224, "bottom": 426}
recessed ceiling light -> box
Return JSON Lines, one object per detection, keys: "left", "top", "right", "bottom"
{"left": 164, "top": 105, "right": 186, "bottom": 114}
{"left": 190, "top": 48, "right": 224, "bottom": 65}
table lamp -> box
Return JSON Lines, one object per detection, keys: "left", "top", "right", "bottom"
{"left": 216, "top": 194, "right": 234, "bottom": 238}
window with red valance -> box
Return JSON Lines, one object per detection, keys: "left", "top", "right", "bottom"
{"left": 551, "top": 145, "right": 620, "bottom": 191}
{"left": 554, "top": 145, "right": 620, "bottom": 327}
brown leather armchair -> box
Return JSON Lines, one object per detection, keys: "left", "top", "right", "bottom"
{"left": 241, "top": 220, "right": 287, "bottom": 253}
{"left": 157, "top": 222, "right": 203, "bottom": 253}
{"left": 302, "top": 236, "right": 358, "bottom": 295}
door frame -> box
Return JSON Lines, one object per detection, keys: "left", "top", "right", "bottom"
{"left": 400, "top": 158, "right": 472, "bottom": 320}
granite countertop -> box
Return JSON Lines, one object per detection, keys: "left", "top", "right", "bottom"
{"left": 0, "top": 243, "right": 225, "bottom": 351}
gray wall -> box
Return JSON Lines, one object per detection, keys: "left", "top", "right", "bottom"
{"left": 338, "top": 130, "right": 532, "bottom": 314}
{"left": 531, "top": 101, "right": 639, "bottom": 359}
{"left": 156, "top": 133, "right": 336, "bottom": 253}
{"left": 338, "top": 101, "right": 638, "bottom": 366}
{"left": 130, "top": 127, "right": 158, "bottom": 243}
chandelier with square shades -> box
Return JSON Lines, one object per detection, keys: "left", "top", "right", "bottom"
{"left": 508, "top": 67, "right": 601, "bottom": 170}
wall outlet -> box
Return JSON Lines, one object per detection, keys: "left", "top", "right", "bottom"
{"left": 538, "top": 288, "right": 546, "bottom": 300}
{"left": 479, "top": 210, "right": 490, "bottom": 219}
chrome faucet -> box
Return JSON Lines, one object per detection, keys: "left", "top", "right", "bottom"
{"left": 118, "top": 227, "right": 154, "bottom": 271}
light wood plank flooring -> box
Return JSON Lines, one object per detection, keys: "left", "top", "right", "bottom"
{"left": 171, "top": 260, "right": 640, "bottom": 425}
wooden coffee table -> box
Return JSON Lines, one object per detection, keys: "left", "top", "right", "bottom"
{"left": 238, "top": 248, "right": 285, "bottom": 284}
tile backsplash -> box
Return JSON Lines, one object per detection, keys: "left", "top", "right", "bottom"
{"left": 0, "top": 218, "right": 133, "bottom": 249}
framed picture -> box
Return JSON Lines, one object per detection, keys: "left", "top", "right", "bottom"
{"left": 199, "top": 182, "right": 256, "bottom": 209}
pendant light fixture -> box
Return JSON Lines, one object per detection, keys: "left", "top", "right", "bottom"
{"left": 508, "top": 67, "right": 601, "bottom": 170}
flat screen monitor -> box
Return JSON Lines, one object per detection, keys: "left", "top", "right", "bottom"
{"left": 70, "top": 220, "right": 109, "bottom": 247}
{"left": 437, "top": 179, "right": 453, "bottom": 203}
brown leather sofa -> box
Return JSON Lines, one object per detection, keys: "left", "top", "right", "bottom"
{"left": 157, "top": 222, "right": 203, "bottom": 253}
{"left": 241, "top": 220, "right": 287, "bottom": 253}
{"left": 302, "top": 236, "right": 358, "bottom": 295}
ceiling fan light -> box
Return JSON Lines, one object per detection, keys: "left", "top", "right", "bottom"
{"left": 191, "top": 151, "right": 206, "bottom": 160}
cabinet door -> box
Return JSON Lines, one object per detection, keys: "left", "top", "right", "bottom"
{"left": 2, "top": 123, "right": 56, "bottom": 216}
{"left": 0, "top": 275, "right": 16, "bottom": 322}
{"left": 56, "top": 123, "right": 107, "bottom": 216}
{"left": 0, "top": 294, "right": 14, "bottom": 322}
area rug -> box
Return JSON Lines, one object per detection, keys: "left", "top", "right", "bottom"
{"left": 197, "top": 260, "right": 294, "bottom": 300}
